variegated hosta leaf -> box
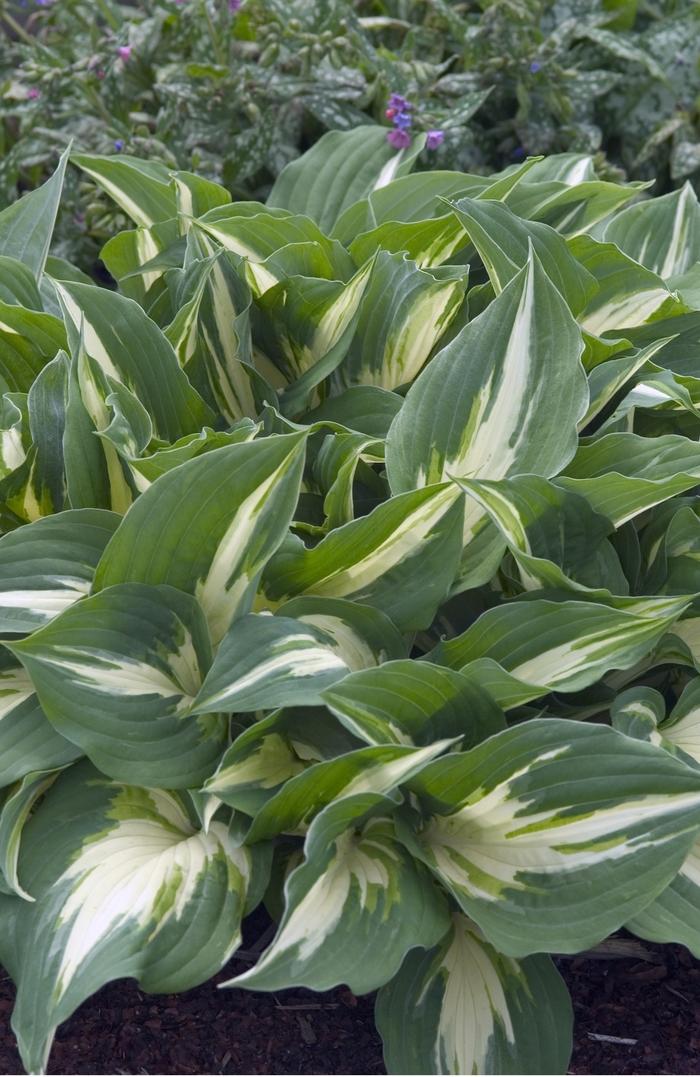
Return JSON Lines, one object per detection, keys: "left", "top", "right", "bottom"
{"left": 669, "top": 261, "right": 700, "bottom": 309}
{"left": 376, "top": 913, "right": 572, "bottom": 1075}
{"left": 196, "top": 594, "right": 407, "bottom": 719}
{"left": 277, "top": 595, "right": 407, "bottom": 668}
{"left": 194, "top": 206, "right": 353, "bottom": 294}
{"left": 332, "top": 170, "right": 493, "bottom": 246}
{"left": 348, "top": 213, "right": 466, "bottom": 270}
{"left": 658, "top": 677, "right": 700, "bottom": 766}
{"left": 244, "top": 738, "right": 455, "bottom": 843}
{"left": 569, "top": 234, "right": 685, "bottom": 335}
{"left": 0, "top": 768, "right": 62, "bottom": 900}
{"left": 0, "top": 392, "right": 27, "bottom": 480}
{"left": 559, "top": 433, "right": 700, "bottom": 525}
{"left": 334, "top": 157, "right": 540, "bottom": 249}
{"left": 611, "top": 685, "right": 700, "bottom": 958}
{"left": 95, "top": 433, "right": 307, "bottom": 643}
{"left": 338, "top": 251, "right": 466, "bottom": 390}
{"left": 72, "top": 153, "right": 177, "bottom": 228}
{"left": 171, "top": 169, "right": 231, "bottom": 220}
{"left": 66, "top": 341, "right": 138, "bottom": 515}
{"left": 384, "top": 251, "right": 587, "bottom": 515}
{"left": 0, "top": 655, "right": 81, "bottom": 787}
{"left": 96, "top": 379, "right": 154, "bottom": 466}
{"left": 21, "top": 353, "right": 69, "bottom": 519}
{"left": 627, "top": 828, "right": 700, "bottom": 959}
{"left": 0, "top": 508, "right": 119, "bottom": 633}
{"left": 448, "top": 196, "right": 597, "bottom": 313}
{"left": 428, "top": 596, "right": 692, "bottom": 703}
{"left": 263, "top": 482, "right": 465, "bottom": 632}
{"left": 1, "top": 762, "right": 260, "bottom": 1076}
{"left": 255, "top": 260, "right": 373, "bottom": 415}
{"left": 192, "top": 613, "right": 353, "bottom": 714}
{"left": 203, "top": 705, "right": 360, "bottom": 814}
{"left": 322, "top": 659, "right": 505, "bottom": 747}
{"left": 166, "top": 247, "right": 260, "bottom": 423}
{"left": 617, "top": 309, "right": 700, "bottom": 380}
{"left": 268, "top": 125, "right": 425, "bottom": 234}
{"left": 228, "top": 801, "right": 449, "bottom": 994}
{"left": 54, "top": 279, "right": 214, "bottom": 441}
{"left": 615, "top": 362, "right": 700, "bottom": 427}
{"left": 522, "top": 154, "right": 595, "bottom": 184}
{"left": 99, "top": 218, "right": 181, "bottom": 306}
{"left": 610, "top": 686, "right": 666, "bottom": 747}
{"left": 0, "top": 302, "right": 67, "bottom": 395}
{"left": 581, "top": 338, "right": 672, "bottom": 429}
{"left": 10, "top": 583, "right": 225, "bottom": 788}
{"left": 455, "top": 474, "right": 623, "bottom": 594}
{"left": 406, "top": 718, "right": 700, "bottom": 955}
{"left": 61, "top": 345, "right": 128, "bottom": 513}
{"left": 604, "top": 183, "right": 700, "bottom": 280}
{"left": 122, "top": 422, "right": 258, "bottom": 491}
{"left": 311, "top": 430, "right": 384, "bottom": 531}
{"left": 506, "top": 176, "right": 647, "bottom": 236}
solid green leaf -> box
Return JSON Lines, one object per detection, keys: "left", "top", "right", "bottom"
{"left": 0, "top": 148, "right": 69, "bottom": 278}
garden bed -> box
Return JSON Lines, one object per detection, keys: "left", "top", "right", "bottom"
{"left": 0, "top": 921, "right": 697, "bottom": 1076}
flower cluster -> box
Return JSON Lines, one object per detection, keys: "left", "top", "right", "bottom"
{"left": 384, "top": 93, "right": 444, "bottom": 151}
{"left": 385, "top": 93, "right": 412, "bottom": 149}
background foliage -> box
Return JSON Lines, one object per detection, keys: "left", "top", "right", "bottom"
{"left": 1, "top": 0, "right": 700, "bottom": 270}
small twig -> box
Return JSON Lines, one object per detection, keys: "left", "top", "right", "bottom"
{"left": 665, "top": 984, "right": 690, "bottom": 1003}
{"left": 587, "top": 1033, "right": 638, "bottom": 1045}
{"left": 276, "top": 1002, "right": 340, "bottom": 1010}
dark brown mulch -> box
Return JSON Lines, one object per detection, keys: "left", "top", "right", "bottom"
{"left": 0, "top": 922, "right": 698, "bottom": 1075}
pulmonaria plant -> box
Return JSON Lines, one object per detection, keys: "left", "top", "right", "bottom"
{"left": 1, "top": 128, "right": 700, "bottom": 1074}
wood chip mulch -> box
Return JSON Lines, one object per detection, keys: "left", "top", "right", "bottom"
{"left": 0, "top": 923, "right": 697, "bottom": 1074}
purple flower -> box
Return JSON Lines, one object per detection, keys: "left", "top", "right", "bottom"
{"left": 26, "top": 87, "right": 40, "bottom": 100}
{"left": 385, "top": 91, "right": 414, "bottom": 141}
{"left": 229, "top": 0, "right": 242, "bottom": 10}
{"left": 529, "top": 60, "right": 541, "bottom": 73}
{"left": 387, "top": 129, "right": 411, "bottom": 150}
{"left": 118, "top": 45, "right": 132, "bottom": 61}
{"left": 114, "top": 139, "right": 125, "bottom": 152}
{"left": 388, "top": 92, "right": 411, "bottom": 112}
{"left": 426, "top": 129, "right": 444, "bottom": 150}
{"left": 512, "top": 146, "right": 526, "bottom": 161}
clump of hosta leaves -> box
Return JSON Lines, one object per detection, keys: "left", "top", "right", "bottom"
{"left": 2, "top": 125, "right": 700, "bottom": 1075}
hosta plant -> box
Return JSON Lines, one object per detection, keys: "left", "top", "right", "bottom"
{"left": 2, "top": 128, "right": 700, "bottom": 1075}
